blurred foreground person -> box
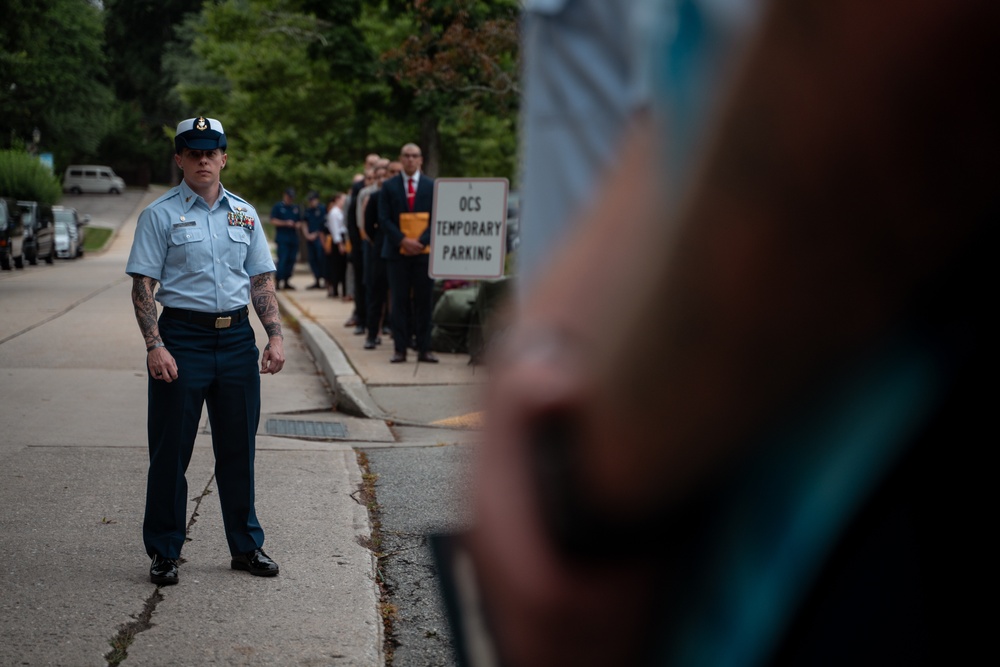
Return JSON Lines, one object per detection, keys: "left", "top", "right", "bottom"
{"left": 439, "top": 1, "right": 997, "bottom": 665}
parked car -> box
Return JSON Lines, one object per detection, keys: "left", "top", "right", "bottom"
{"left": 18, "top": 200, "right": 55, "bottom": 265}
{"left": 1, "top": 196, "right": 26, "bottom": 270}
{"left": 52, "top": 206, "right": 89, "bottom": 258}
{"left": 63, "top": 165, "right": 125, "bottom": 194}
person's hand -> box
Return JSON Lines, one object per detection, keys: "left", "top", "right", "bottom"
{"left": 261, "top": 336, "right": 285, "bottom": 374}
{"left": 466, "top": 319, "right": 654, "bottom": 667}
{"left": 147, "top": 346, "right": 178, "bottom": 382}
{"left": 400, "top": 237, "right": 424, "bottom": 255}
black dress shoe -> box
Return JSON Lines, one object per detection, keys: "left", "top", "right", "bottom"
{"left": 353, "top": 325, "right": 366, "bottom": 335}
{"left": 231, "top": 548, "right": 279, "bottom": 577}
{"left": 364, "top": 337, "right": 380, "bottom": 350}
{"left": 344, "top": 316, "right": 358, "bottom": 327}
{"left": 417, "top": 352, "right": 440, "bottom": 363}
{"left": 150, "top": 554, "right": 179, "bottom": 586}
{"left": 390, "top": 352, "right": 407, "bottom": 363}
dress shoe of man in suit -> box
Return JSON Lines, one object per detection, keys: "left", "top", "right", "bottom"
{"left": 150, "top": 554, "right": 179, "bottom": 586}
{"left": 231, "top": 548, "right": 280, "bottom": 577}
{"left": 390, "top": 351, "right": 407, "bottom": 363}
{"left": 364, "top": 337, "right": 381, "bottom": 350}
{"left": 418, "top": 352, "right": 439, "bottom": 363}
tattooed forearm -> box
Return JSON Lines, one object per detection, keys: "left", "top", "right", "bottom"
{"left": 131, "top": 275, "right": 161, "bottom": 347}
{"left": 250, "top": 273, "right": 283, "bottom": 339}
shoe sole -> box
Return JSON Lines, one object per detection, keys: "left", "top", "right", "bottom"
{"left": 150, "top": 574, "right": 178, "bottom": 586}
{"left": 231, "top": 561, "right": 279, "bottom": 577}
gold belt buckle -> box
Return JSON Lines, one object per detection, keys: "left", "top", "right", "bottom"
{"left": 214, "top": 316, "right": 232, "bottom": 329}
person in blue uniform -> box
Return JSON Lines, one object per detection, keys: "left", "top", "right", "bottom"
{"left": 126, "top": 116, "right": 285, "bottom": 586}
{"left": 302, "top": 190, "right": 327, "bottom": 289}
{"left": 270, "top": 187, "right": 301, "bottom": 290}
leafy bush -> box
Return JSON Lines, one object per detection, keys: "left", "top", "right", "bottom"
{"left": 0, "top": 151, "right": 62, "bottom": 204}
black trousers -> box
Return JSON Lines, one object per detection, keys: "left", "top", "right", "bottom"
{"left": 386, "top": 255, "right": 433, "bottom": 354}
{"left": 365, "top": 241, "right": 389, "bottom": 339}
{"left": 350, "top": 242, "right": 366, "bottom": 320}
{"left": 326, "top": 244, "right": 347, "bottom": 296}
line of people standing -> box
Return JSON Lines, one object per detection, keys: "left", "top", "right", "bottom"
{"left": 269, "top": 142, "right": 437, "bottom": 364}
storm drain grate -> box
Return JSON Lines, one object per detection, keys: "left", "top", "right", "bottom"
{"left": 265, "top": 419, "right": 347, "bottom": 439}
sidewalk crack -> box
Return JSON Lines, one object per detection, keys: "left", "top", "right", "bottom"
{"left": 104, "top": 588, "right": 162, "bottom": 666}
{"left": 103, "top": 475, "right": 215, "bottom": 665}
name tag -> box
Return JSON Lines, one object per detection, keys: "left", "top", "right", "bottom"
{"left": 173, "top": 221, "right": 196, "bottom": 228}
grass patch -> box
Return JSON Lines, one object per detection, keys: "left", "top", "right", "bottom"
{"left": 83, "top": 226, "right": 113, "bottom": 253}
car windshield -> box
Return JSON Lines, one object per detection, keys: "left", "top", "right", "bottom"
{"left": 55, "top": 220, "right": 72, "bottom": 233}
{"left": 19, "top": 208, "right": 34, "bottom": 224}
{"left": 53, "top": 210, "right": 76, "bottom": 224}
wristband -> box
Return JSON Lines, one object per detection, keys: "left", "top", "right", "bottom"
{"left": 146, "top": 342, "right": 165, "bottom": 353}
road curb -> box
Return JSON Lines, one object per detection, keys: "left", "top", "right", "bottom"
{"left": 277, "top": 293, "right": 386, "bottom": 420}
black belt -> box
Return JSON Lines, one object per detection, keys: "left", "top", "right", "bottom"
{"left": 162, "top": 306, "right": 249, "bottom": 329}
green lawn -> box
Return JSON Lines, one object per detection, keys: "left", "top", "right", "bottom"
{"left": 82, "top": 226, "right": 113, "bottom": 253}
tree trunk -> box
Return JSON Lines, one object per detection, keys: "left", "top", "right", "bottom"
{"left": 420, "top": 114, "right": 441, "bottom": 178}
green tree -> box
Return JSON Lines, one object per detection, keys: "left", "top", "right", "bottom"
{"left": 161, "top": 0, "right": 521, "bottom": 203}
{"left": 1, "top": 0, "right": 114, "bottom": 172}
{"left": 176, "top": 0, "right": 364, "bottom": 204}
{"left": 103, "top": 0, "right": 205, "bottom": 185}
{"left": 375, "top": 0, "right": 520, "bottom": 178}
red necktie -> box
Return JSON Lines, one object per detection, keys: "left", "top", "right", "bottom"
{"left": 407, "top": 177, "right": 415, "bottom": 211}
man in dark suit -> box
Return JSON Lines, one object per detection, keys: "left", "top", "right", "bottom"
{"left": 378, "top": 143, "right": 438, "bottom": 363}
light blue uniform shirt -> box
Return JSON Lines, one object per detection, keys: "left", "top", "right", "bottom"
{"left": 126, "top": 180, "right": 275, "bottom": 312}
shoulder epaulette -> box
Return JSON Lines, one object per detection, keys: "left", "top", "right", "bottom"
{"left": 145, "top": 187, "right": 183, "bottom": 209}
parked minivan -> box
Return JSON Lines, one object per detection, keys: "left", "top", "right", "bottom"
{"left": 1, "top": 196, "right": 25, "bottom": 270}
{"left": 63, "top": 165, "right": 125, "bottom": 194}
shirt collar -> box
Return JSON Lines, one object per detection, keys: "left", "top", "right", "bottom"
{"left": 178, "top": 179, "right": 231, "bottom": 212}
{"left": 405, "top": 171, "right": 421, "bottom": 188}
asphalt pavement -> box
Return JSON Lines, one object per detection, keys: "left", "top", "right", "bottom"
{"left": 0, "top": 188, "right": 484, "bottom": 666}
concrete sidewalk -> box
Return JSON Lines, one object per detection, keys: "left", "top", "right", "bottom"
{"left": 0, "top": 190, "right": 384, "bottom": 666}
{"left": 275, "top": 270, "right": 489, "bottom": 428}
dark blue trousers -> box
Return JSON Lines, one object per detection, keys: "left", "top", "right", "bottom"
{"left": 306, "top": 237, "right": 326, "bottom": 283}
{"left": 143, "top": 314, "right": 264, "bottom": 559}
{"left": 276, "top": 238, "right": 298, "bottom": 282}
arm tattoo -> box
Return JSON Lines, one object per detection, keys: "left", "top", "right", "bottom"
{"left": 131, "top": 276, "right": 161, "bottom": 348}
{"left": 250, "top": 273, "right": 283, "bottom": 339}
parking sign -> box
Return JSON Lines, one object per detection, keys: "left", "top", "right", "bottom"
{"left": 430, "top": 178, "right": 508, "bottom": 279}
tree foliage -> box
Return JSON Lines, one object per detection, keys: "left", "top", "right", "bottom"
{"left": 103, "top": 0, "right": 205, "bottom": 184}
{"left": 3, "top": 0, "right": 521, "bottom": 202}
{"left": 1, "top": 0, "right": 114, "bottom": 171}
{"left": 164, "top": 0, "right": 520, "bottom": 205}
{"left": 0, "top": 150, "right": 63, "bottom": 204}
{"left": 375, "top": 0, "right": 520, "bottom": 178}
